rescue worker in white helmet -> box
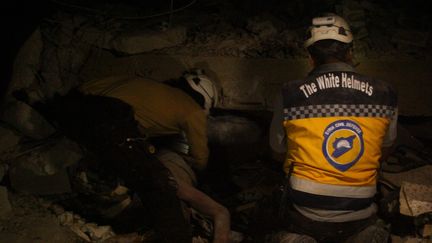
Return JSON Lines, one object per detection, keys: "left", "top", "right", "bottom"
{"left": 263, "top": 13, "right": 398, "bottom": 242}
{"left": 42, "top": 71, "right": 230, "bottom": 243}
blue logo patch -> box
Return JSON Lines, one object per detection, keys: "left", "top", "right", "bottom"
{"left": 322, "top": 120, "right": 364, "bottom": 172}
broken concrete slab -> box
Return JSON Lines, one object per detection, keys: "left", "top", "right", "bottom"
{"left": 58, "top": 211, "right": 74, "bottom": 226}
{"left": 1, "top": 101, "right": 56, "bottom": 140}
{"left": 81, "top": 223, "right": 115, "bottom": 241}
{"left": 9, "top": 167, "right": 72, "bottom": 195}
{"left": 5, "top": 13, "right": 94, "bottom": 108}
{"left": 73, "top": 213, "right": 84, "bottom": 222}
{"left": 57, "top": 210, "right": 115, "bottom": 242}
{"left": 49, "top": 204, "right": 65, "bottom": 216}
{"left": 38, "top": 45, "right": 89, "bottom": 98}
{"left": 6, "top": 24, "right": 85, "bottom": 106}
{"left": 5, "top": 29, "right": 43, "bottom": 100}
{"left": 8, "top": 138, "right": 82, "bottom": 195}
{"left": 382, "top": 165, "right": 432, "bottom": 188}
{"left": 79, "top": 54, "right": 310, "bottom": 111}
{"left": 11, "top": 138, "right": 82, "bottom": 176}
{"left": 73, "top": 20, "right": 187, "bottom": 56}
{"left": 69, "top": 224, "right": 91, "bottom": 242}
{"left": 399, "top": 181, "right": 432, "bottom": 217}
{"left": 0, "top": 186, "right": 12, "bottom": 219}
{"left": 110, "top": 26, "right": 187, "bottom": 55}
{"left": 0, "top": 125, "right": 21, "bottom": 155}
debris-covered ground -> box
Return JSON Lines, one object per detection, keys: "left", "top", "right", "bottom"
{"left": 1, "top": 0, "right": 432, "bottom": 242}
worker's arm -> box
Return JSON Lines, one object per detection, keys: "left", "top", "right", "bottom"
{"left": 176, "top": 181, "right": 231, "bottom": 243}
{"left": 182, "top": 110, "right": 209, "bottom": 171}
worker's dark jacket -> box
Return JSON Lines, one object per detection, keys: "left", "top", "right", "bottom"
{"left": 26, "top": 90, "right": 192, "bottom": 243}
{"left": 281, "top": 62, "right": 398, "bottom": 222}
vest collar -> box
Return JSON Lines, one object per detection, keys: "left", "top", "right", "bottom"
{"left": 309, "top": 62, "right": 356, "bottom": 76}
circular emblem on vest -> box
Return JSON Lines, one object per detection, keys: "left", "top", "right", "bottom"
{"left": 322, "top": 120, "right": 364, "bottom": 172}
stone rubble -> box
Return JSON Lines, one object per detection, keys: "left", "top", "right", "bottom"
{"left": 48, "top": 203, "right": 116, "bottom": 242}
{"left": 110, "top": 26, "right": 187, "bottom": 55}
{"left": 399, "top": 181, "right": 432, "bottom": 217}
{"left": 0, "top": 186, "right": 12, "bottom": 220}
{"left": 9, "top": 167, "right": 72, "bottom": 195}
{"left": 0, "top": 126, "right": 21, "bottom": 155}
{"left": 1, "top": 101, "right": 56, "bottom": 140}
{"left": 6, "top": 137, "right": 83, "bottom": 195}
{"left": 15, "top": 138, "right": 82, "bottom": 176}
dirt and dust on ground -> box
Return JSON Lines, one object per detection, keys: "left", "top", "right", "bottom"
{"left": 1, "top": 0, "right": 432, "bottom": 242}
{"left": 0, "top": 193, "right": 81, "bottom": 243}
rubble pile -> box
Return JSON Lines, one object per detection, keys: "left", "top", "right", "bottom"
{"left": 0, "top": 185, "right": 12, "bottom": 220}
{"left": 0, "top": 194, "right": 80, "bottom": 242}
{"left": 4, "top": 0, "right": 432, "bottom": 118}
{"left": 54, "top": 206, "right": 116, "bottom": 242}
{"left": 154, "top": 0, "right": 432, "bottom": 59}
{"left": 10, "top": 0, "right": 427, "bottom": 75}
{"left": 0, "top": 125, "right": 19, "bottom": 220}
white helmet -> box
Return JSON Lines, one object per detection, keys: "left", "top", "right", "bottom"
{"left": 183, "top": 69, "right": 219, "bottom": 113}
{"left": 304, "top": 14, "right": 353, "bottom": 48}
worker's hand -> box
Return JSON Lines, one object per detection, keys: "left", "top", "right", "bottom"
{"left": 212, "top": 206, "right": 230, "bottom": 243}
{"left": 176, "top": 181, "right": 231, "bottom": 243}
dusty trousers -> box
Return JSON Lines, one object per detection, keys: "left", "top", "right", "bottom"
{"left": 250, "top": 185, "right": 388, "bottom": 243}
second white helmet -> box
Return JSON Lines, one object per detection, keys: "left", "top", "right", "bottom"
{"left": 183, "top": 69, "right": 219, "bottom": 113}
{"left": 304, "top": 14, "right": 353, "bottom": 48}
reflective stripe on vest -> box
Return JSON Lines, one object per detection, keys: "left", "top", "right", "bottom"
{"left": 293, "top": 203, "right": 378, "bottom": 223}
{"left": 290, "top": 176, "right": 376, "bottom": 198}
